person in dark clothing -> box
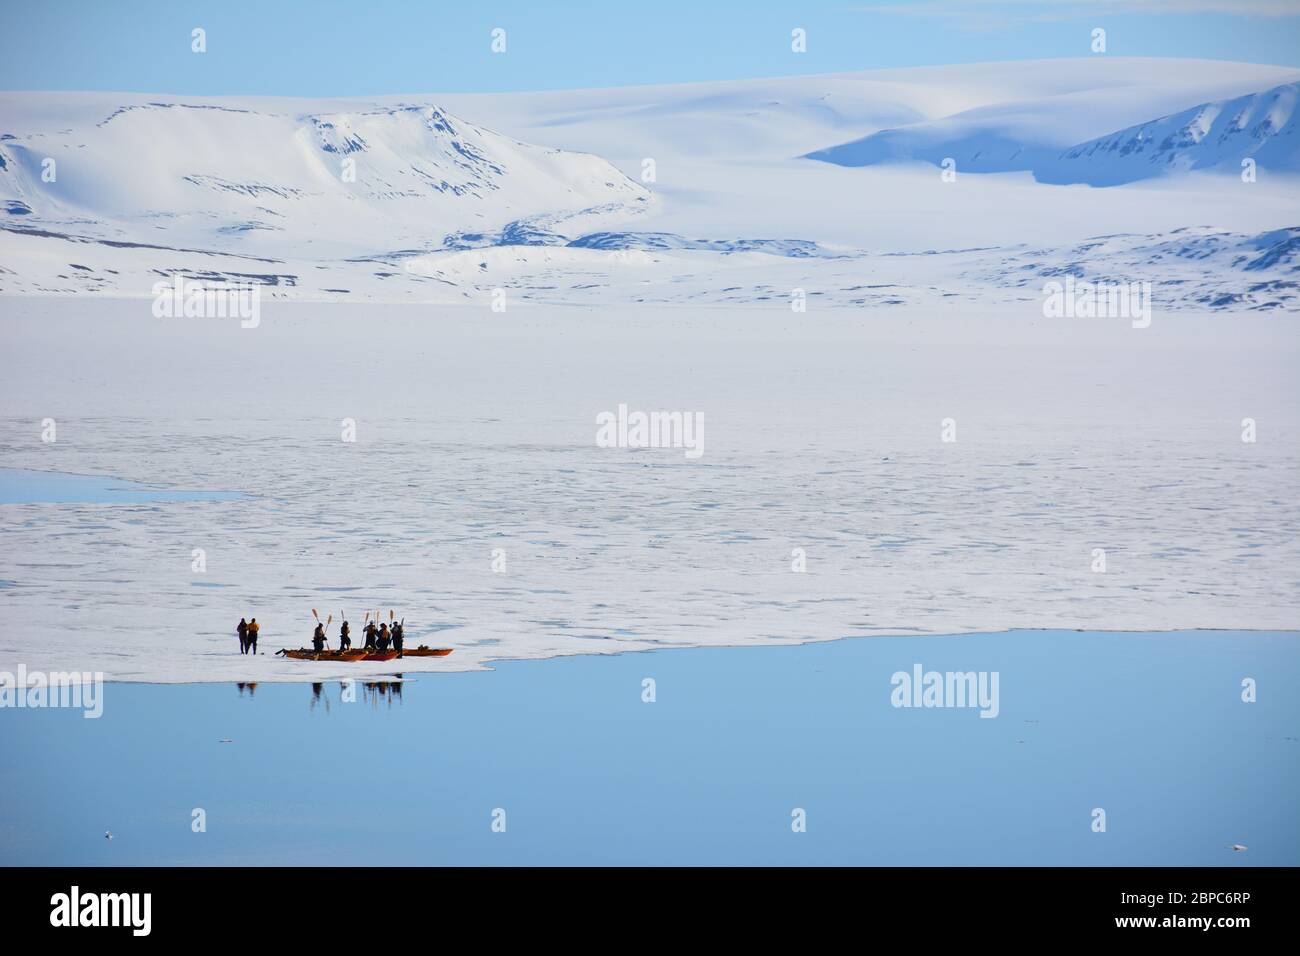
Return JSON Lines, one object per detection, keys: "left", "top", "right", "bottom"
{"left": 376, "top": 623, "right": 391, "bottom": 652}
{"left": 312, "top": 622, "right": 326, "bottom": 653}
{"left": 237, "top": 618, "right": 249, "bottom": 654}
{"left": 339, "top": 620, "right": 351, "bottom": 652}
{"left": 247, "top": 618, "right": 259, "bottom": 654}
{"left": 391, "top": 621, "right": 404, "bottom": 658}
{"left": 363, "top": 620, "right": 378, "bottom": 650}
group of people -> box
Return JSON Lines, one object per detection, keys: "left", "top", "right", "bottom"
{"left": 312, "top": 617, "right": 405, "bottom": 655}
{"left": 236, "top": 614, "right": 407, "bottom": 657}
{"left": 235, "top": 618, "right": 261, "bottom": 654}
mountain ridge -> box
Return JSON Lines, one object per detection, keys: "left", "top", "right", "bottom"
{"left": 807, "top": 79, "right": 1300, "bottom": 186}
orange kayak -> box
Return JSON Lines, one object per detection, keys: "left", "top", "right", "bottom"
{"left": 276, "top": 649, "right": 400, "bottom": 662}
{"left": 401, "top": 646, "right": 455, "bottom": 657}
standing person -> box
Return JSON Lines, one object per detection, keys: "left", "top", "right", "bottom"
{"left": 311, "top": 622, "right": 326, "bottom": 653}
{"left": 237, "top": 618, "right": 249, "bottom": 655}
{"left": 392, "top": 620, "right": 404, "bottom": 658}
{"left": 247, "top": 618, "right": 260, "bottom": 655}
{"left": 363, "top": 619, "right": 378, "bottom": 650}
{"left": 376, "top": 622, "right": 391, "bottom": 653}
{"left": 339, "top": 619, "right": 351, "bottom": 652}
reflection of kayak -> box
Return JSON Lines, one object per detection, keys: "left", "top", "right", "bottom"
{"left": 277, "top": 649, "right": 399, "bottom": 662}
{"left": 401, "top": 646, "right": 455, "bottom": 657}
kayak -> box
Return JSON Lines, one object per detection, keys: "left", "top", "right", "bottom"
{"left": 401, "top": 646, "right": 455, "bottom": 657}
{"left": 277, "top": 649, "right": 400, "bottom": 662}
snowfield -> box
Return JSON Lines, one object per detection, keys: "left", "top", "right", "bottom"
{"left": 0, "top": 58, "right": 1298, "bottom": 681}
{"left": 1, "top": 299, "right": 1296, "bottom": 682}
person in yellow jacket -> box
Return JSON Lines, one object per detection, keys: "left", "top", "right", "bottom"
{"left": 247, "top": 618, "right": 260, "bottom": 655}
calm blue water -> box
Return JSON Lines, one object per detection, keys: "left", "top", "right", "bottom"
{"left": 0, "top": 468, "right": 242, "bottom": 504}
{"left": 2, "top": 630, "right": 1296, "bottom": 866}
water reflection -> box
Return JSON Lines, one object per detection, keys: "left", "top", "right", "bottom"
{"left": 362, "top": 676, "right": 403, "bottom": 710}
{"left": 234, "top": 677, "right": 407, "bottom": 711}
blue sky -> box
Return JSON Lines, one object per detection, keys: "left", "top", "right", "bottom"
{"left": 2, "top": 0, "right": 1299, "bottom": 95}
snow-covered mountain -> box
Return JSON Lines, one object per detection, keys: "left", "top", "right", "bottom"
{"left": 1038, "top": 82, "right": 1300, "bottom": 185}
{"left": 807, "top": 79, "right": 1300, "bottom": 186}
{"left": 0, "top": 99, "right": 651, "bottom": 262}
{"left": 1, "top": 60, "right": 1298, "bottom": 310}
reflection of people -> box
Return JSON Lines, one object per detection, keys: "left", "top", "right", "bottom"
{"left": 312, "top": 623, "right": 326, "bottom": 653}
{"left": 339, "top": 620, "right": 351, "bottom": 651}
{"left": 247, "top": 618, "right": 260, "bottom": 654}
{"left": 237, "top": 618, "right": 249, "bottom": 654}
